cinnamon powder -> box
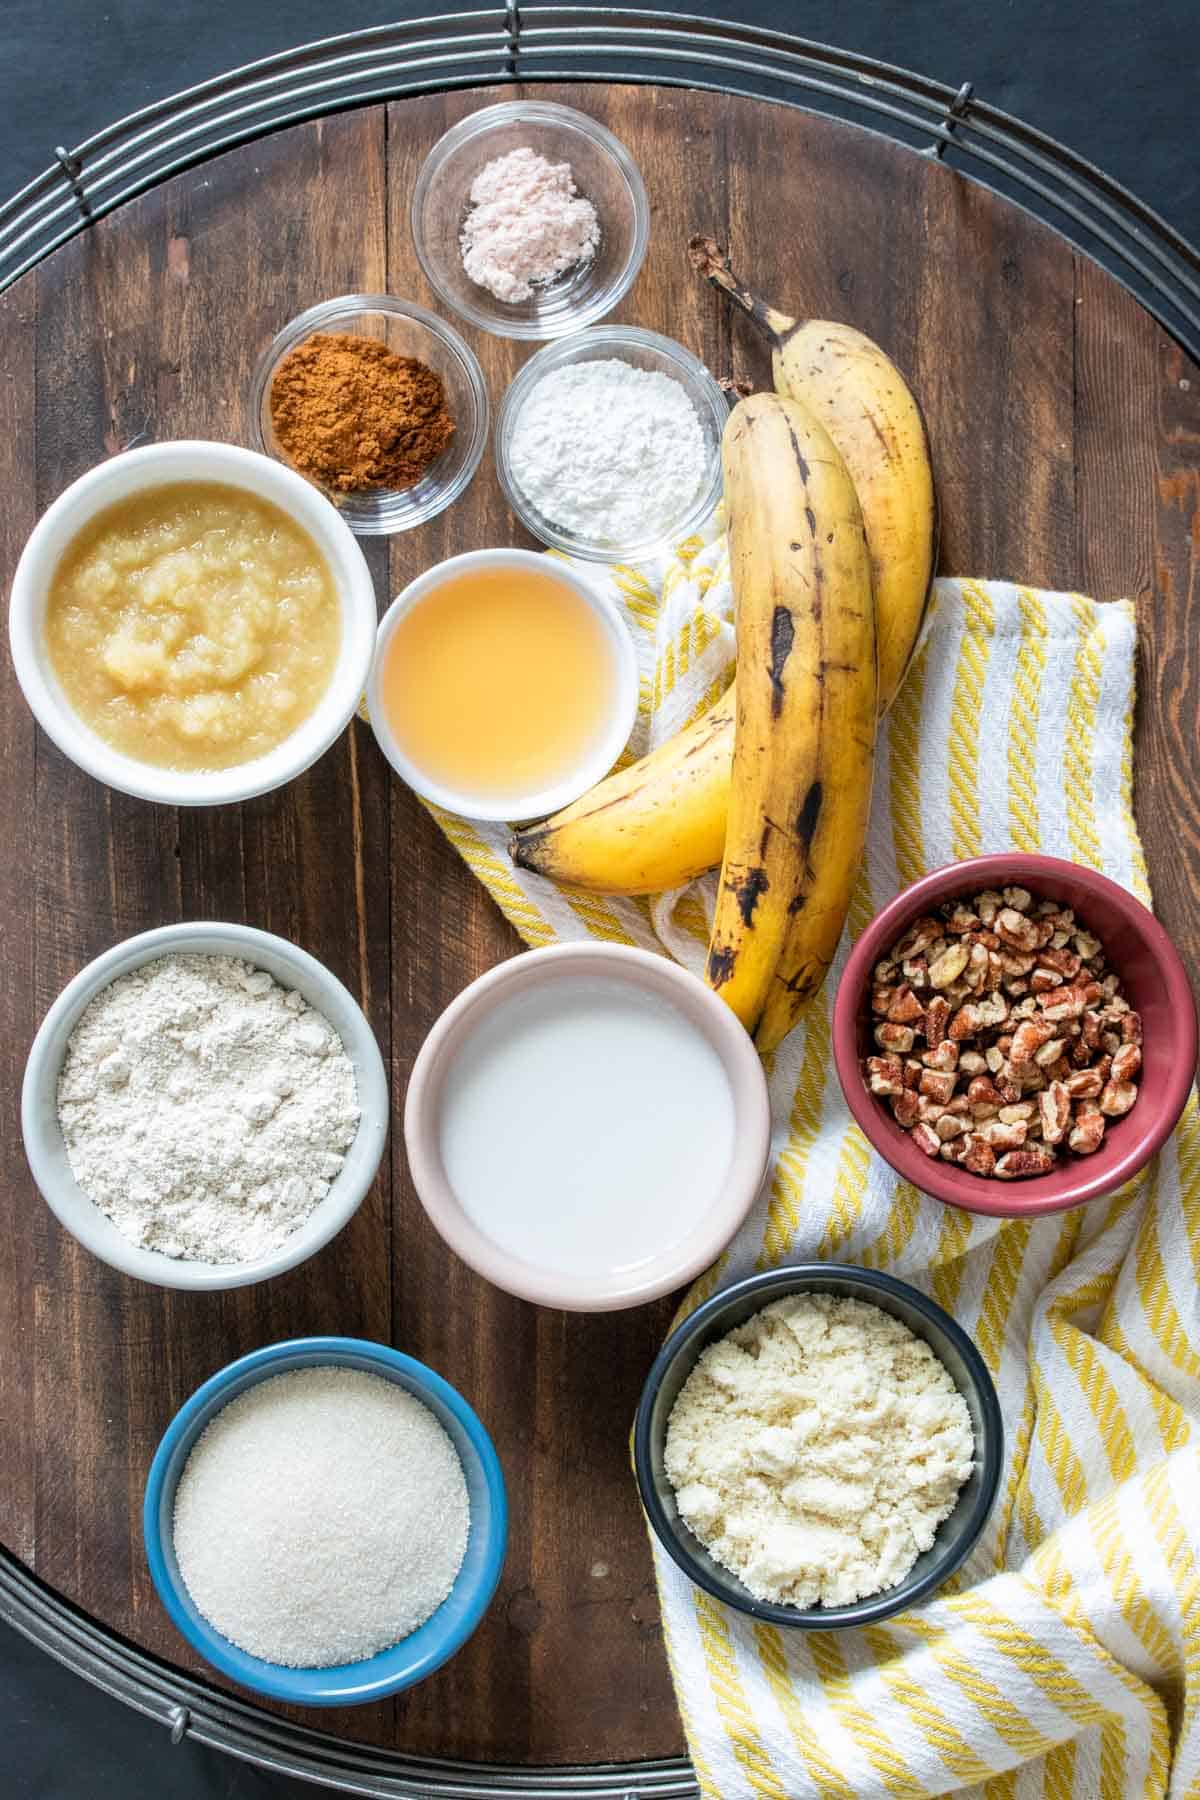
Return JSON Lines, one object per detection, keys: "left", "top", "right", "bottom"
{"left": 269, "top": 331, "right": 456, "bottom": 493}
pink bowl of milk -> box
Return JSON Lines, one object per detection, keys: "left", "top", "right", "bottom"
{"left": 403, "top": 943, "right": 771, "bottom": 1311}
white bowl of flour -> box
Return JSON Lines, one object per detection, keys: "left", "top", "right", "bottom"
{"left": 22, "top": 922, "right": 389, "bottom": 1290}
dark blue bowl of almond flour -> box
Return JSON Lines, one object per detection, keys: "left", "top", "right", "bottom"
{"left": 144, "top": 1336, "right": 508, "bottom": 1704}
{"left": 635, "top": 1265, "right": 1003, "bottom": 1628}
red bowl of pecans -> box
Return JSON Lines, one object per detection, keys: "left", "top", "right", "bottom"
{"left": 832, "top": 855, "right": 1197, "bottom": 1217}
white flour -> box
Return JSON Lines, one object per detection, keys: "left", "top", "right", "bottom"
{"left": 665, "top": 1294, "right": 974, "bottom": 1608}
{"left": 56, "top": 954, "right": 360, "bottom": 1263}
{"left": 507, "top": 358, "right": 709, "bottom": 546}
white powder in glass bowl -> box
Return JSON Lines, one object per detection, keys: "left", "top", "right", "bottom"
{"left": 460, "top": 146, "right": 600, "bottom": 304}
{"left": 664, "top": 1293, "right": 974, "bottom": 1609}
{"left": 507, "top": 358, "right": 708, "bottom": 547}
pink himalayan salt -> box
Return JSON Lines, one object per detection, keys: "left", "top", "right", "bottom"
{"left": 459, "top": 146, "right": 600, "bottom": 304}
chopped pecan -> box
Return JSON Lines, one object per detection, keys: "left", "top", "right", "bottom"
{"left": 978, "top": 1118, "right": 1028, "bottom": 1150}
{"left": 903, "top": 1059, "right": 924, "bottom": 1090}
{"left": 1064, "top": 1067, "right": 1103, "bottom": 1100}
{"left": 1072, "top": 928, "right": 1101, "bottom": 960}
{"left": 892, "top": 1089, "right": 921, "bottom": 1127}
{"left": 921, "top": 1040, "right": 959, "bottom": 1072}
{"left": 960, "top": 1136, "right": 997, "bottom": 1176}
{"left": 1040, "top": 981, "right": 1103, "bottom": 1023}
{"left": 1039, "top": 1082, "right": 1072, "bottom": 1145}
{"left": 1122, "top": 1011, "right": 1143, "bottom": 1045}
{"left": 935, "top": 1112, "right": 969, "bottom": 1141}
{"left": 995, "top": 1146, "right": 1057, "bottom": 1178}
{"left": 964, "top": 941, "right": 992, "bottom": 990}
{"left": 1030, "top": 967, "right": 1065, "bottom": 993}
{"left": 894, "top": 916, "right": 944, "bottom": 960}
{"left": 928, "top": 942, "right": 970, "bottom": 989}
{"left": 902, "top": 955, "right": 930, "bottom": 987}
{"left": 1110, "top": 1042, "right": 1142, "bottom": 1084}
{"left": 973, "top": 892, "right": 1001, "bottom": 926}
{"left": 910, "top": 1121, "right": 941, "bottom": 1157}
{"left": 967, "top": 1075, "right": 1003, "bottom": 1115}
{"left": 1033, "top": 1035, "right": 1068, "bottom": 1068}
{"left": 865, "top": 1055, "right": 904, "bottom": 1096}
{"left": 945, "top": 905, "right": 982, "bottom": 934}
{"left": 874, "top": 1022, "right": 915, "bottom": 1053}
{"left": 1037, "top": 947, "right": 1081, "bottom": 978}
{"left": 887, "top": 984, "right": 925, "bottom": 1023}
{"left": 1009, "top": 1018, "right": 1054, "bottom": 1066}
{"left": 998, "top": 1101, "right": 1035, "bottom": 1123}
{"left": 1100, "top": 1080, "right": 1138, "bottom": 1118}
{"left": 874, "top": 958, "right": 897, "bottom": 984}
{"left": 919, "top": 1069, "right": 958, "bottom": 1105}
{"left": 995, "top": 907, "right": 1042, "bottom": 952}
{"left": 1068, "top": 1105, "right": 1106, "bottom": 1154}
{"left": 924, "top": 994, "right": 951, "bottom": 1047}
{"left": 958, "top": 1049, "right": 987, "bottom": 1075}
{"left": 1003, "top": 886, "right": 1033, "bottom": 912}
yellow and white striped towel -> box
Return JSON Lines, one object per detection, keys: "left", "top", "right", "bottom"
{"left": 425, "top": 522, "right": 1200, "bottom": 1798}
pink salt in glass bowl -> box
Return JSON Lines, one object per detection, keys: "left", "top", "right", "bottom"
{"left": 831, "top": 854, "right": 1197, "bottom": 1218}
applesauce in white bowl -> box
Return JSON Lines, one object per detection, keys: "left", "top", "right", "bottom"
{"left": 8, "top": 441, "right": 378, "bottom": 806}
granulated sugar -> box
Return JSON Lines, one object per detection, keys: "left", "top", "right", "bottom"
{"left": 173, "top": 1367, "right": 470, "bottom": 1666}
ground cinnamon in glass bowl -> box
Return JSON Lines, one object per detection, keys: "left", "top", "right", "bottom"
{"left": 270, "top": 333, "right": 456, "bottom": 494}
{"left": 251, "top": 295, "right": 489, "bottom": 537}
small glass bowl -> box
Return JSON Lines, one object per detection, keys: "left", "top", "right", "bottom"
{"left": 411, "top": 101, "right": 649, "bottom": 341}
{"left": 494, "top": 326, "right": 728, "bottom": 563}
{"left": 250, "top": 294, "right": 489, "bottom": 537}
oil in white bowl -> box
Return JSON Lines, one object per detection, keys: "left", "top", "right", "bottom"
{"left": 376, "top": 563, "right": 618, "bottom": 812}
{"left": 436, "top": 975, "right": 737, "bottom": 1278}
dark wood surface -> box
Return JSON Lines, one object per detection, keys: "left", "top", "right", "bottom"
{"left": 1, "top": 83, "right": 1197, "bottom": 1769}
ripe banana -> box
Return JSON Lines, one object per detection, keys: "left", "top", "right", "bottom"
{"left": 505, "top": 258, "right": 931, "bottom": 902}
{"left": 689, "top": 234, "right": 936, "bottom": 714}
{"left": 509, "top": 684, "right": 735, "bottom": 895}
{"left": 706, "top": 392, "right": 876, "bottom": 1042}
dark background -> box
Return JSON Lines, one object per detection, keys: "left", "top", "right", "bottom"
{"left": 2, "top": 2, "right": 1195, "bottom": 1796}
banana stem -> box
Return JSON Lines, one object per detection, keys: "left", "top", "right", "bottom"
{"left": 687, "top": 234, "right": 796, "bottom": 346}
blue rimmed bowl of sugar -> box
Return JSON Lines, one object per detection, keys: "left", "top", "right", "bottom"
{"left": 144, "top": 1337, "right": 507, "bottom": 1705}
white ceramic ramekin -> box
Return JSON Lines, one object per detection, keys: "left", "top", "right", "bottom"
{"left": 403, "top": 942, "right": 772, "bottom": 1311}
{"left": 365, "top": 548, "right": 639, "bottom": 822}
{"left": 8, "top": 441, "right": 379, "bottom": 806}
{"left": 22, "top": 922, "right": 389, "bottom": 1291}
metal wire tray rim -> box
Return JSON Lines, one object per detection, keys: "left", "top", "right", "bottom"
{"left": 4, "top": 9, "right": 1200, "bottom": 1794}
{"left": 1, "top": 5, "right": 1199, "bottom": 365}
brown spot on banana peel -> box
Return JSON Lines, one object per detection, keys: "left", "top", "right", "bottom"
{"left": 795, "top": 781, "right": 823, "bottom": 856}
{"left": 706, "top": 944, "right": 737, "bottom": 989}
{"left": 785, "top": 423, "right": 811, "bottom": 485}
{"left": 768, "top": 606, "right": 794, "bottom": 718}
{"left": 730, "top": 865, "right": 769, "bottom": 927}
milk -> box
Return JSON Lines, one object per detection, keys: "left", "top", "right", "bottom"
{"left": 437, "top": 976, "right": 737, "bottom": 1277}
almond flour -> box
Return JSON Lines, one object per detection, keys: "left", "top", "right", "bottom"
{"left": 664, "top": 1294, "right": 974, "bottom": 1608}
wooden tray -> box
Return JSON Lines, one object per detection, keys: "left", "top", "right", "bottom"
{"left": 2, "top": 80, "right": 1198, "bottom": 1783}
